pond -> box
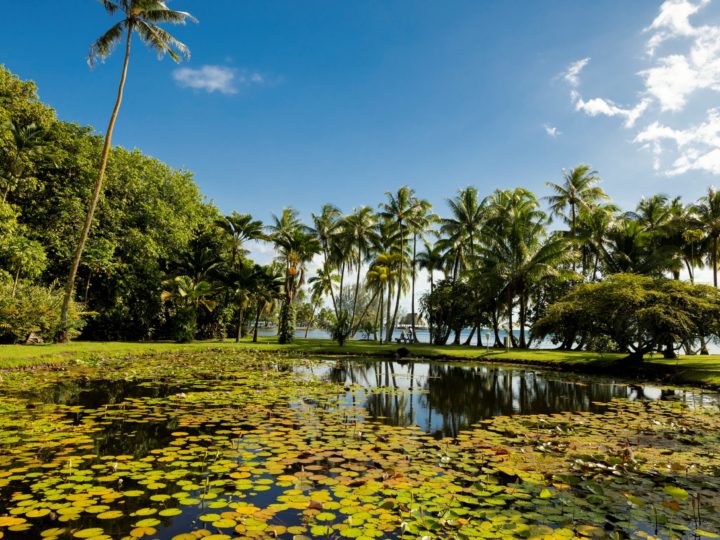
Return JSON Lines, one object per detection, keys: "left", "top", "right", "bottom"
{"left": 0, "top": 352, "right": 719, "bottom": 539}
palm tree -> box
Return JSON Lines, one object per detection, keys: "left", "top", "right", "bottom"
{"left": 250, "top": 265, "right": 284, "bottom": 343}
{"left": 416, "top": 242, "right": 444, "bottom": 342}
{"left": 217, "top": 212, "right": 265, "bottom": 268}
{"left": 342, "top": 206, "right": 379, "bottom": 331}
{"left": 0, "top": 120, "right": 47, "bottom": 203}
{"left": 545, "top": 165, "right": 607, "bottom": 271}
{"left": 310, "top": 204, "right": 342, "bottom": 313}
{"left": 161, "top": 275, "right": 216, "bottom": 342}
{"left": 307, "top": 261, "right": 340, "bottom": 313}
{"left": 60, "top": 0, "right": 196, "bottom": 341}
{"left": 575, "top": 204, "right": 618, "bottom": 280}
{"left": 224, "top": 261, "right": 260, "bottom": 342}
{"left": 408, "top": 200, "right": 434, "bottom": 342}
{"left": 306, "top": 264, "right": 338, "bottom": 338}
{"left": 482, "top": 188, "right": 570, "bottom": 348}
{"left": 367, "top": 253, "right": 400, "bottom": 343}
{"left": 271, "top": 226, "right": 321, "bottom": 343}
{"left": 440, "top": 187, "right": 484, "bottom": 279}
{"left": 379, "top": 186, "right": 423, "bottom": 342}
{"left": 692, "top": 186, "right": 720, "bottom": 287}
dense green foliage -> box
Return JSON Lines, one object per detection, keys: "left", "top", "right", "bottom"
{"left": 0, "top": 66, "right": 217, "bottom": 341}
{"left": 3, "top": 63, "right": 720, "bottom": 354}
{"left": 533, "top": 274, "right": 720, "bottom": 360}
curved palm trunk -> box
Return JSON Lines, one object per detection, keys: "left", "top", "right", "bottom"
{"left": 304, "top": 304, "right": 315, "bottom": 338}
{"left": 59, "top": 25, "right": 133, "bottom": 342}
{"left": 351, "top": 290, "right": 378, "bottom": 337}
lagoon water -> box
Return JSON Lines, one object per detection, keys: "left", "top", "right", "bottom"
{"left": 0, "top": 353, "right": 718, "bottom": 539}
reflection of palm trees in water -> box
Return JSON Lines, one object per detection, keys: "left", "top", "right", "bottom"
{"left": 325, "top": 359, "right": 663, "bottom": 439}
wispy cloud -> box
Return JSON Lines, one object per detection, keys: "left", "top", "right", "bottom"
{"left": 561, "top": 0, "right": 720, "bottom": 176}
{"left": 562, "top": 57, "right": 589, "bottom": 87}
{"left": 544, "top": 124, "right": 561, "bottom": 137}
{"left": 173, "top": 65, "right": 267, "bottom": 95}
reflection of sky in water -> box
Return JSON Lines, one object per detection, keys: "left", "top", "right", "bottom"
{"left": 301, "top": 359, "right": 719, "bottom": 438}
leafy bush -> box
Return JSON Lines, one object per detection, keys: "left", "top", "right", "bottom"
{"left": 533, "top": 274, "right": 720, "bottom": 360}
{"left": 0, "top": 280, "right": 83, "bottom": 343}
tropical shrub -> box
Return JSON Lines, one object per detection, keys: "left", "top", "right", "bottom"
{"left": 0, "top": 280, "right": 83, "bottom": 343}
{"left": 533, "top": 274, "right": 720, "bottom": 360}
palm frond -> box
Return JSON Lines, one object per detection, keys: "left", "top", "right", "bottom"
{"left": 135, "top": 20, "right": 190, "bottom": 62}
{"left": 88, "top": 21, "right": 127, "bottom": 67}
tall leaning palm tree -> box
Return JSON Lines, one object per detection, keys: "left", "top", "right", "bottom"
{"left": 60, "top": 0, "right": 196, "bottom": 341}
{"left": 545, "top": 165, "right": 607, "bottom": 271}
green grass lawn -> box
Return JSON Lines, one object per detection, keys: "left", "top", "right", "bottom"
{"left": 1, "top": 337, "right": 719, "bottom": 387}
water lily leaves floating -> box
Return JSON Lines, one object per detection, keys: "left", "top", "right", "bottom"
{"left": 0, "top": 351, "right": 719, "bottom": 539}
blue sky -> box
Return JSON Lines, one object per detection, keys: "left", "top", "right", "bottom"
{"left": 2, "top": 1, "right": 720, "bottom": 230}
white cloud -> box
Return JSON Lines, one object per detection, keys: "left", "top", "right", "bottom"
{"left": 544, "top": 124, "right": 560, "bottom": 137}
{"left": 573, "top": 96, "right": 651, "bottom": 128}
{"left": 645, "top": 0, "right": 710, "bottom": 54}
{"left": 634, "top": 108, "right": 720, "bottom": 174}
{"left": 561, "top": 0, "right": 720, "bottom": 176}
{"left": 562, "top": 57, "right": 590, "bottom": 87}
{"left": 173, "top": 65, "right": 267, "bottom": 95}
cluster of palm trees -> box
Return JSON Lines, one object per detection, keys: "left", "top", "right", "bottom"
{"left": 258, "top": 168, "right": 720, "bottom": 348}
{"left": 159, "top": 168, "right": 720, "bottom": 347}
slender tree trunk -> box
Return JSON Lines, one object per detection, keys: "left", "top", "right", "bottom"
{"left": 714, "top": 236, "right": 718, "bottom": 288}
{"left": 387, "top": 230, "right": 404, "bottom": 342}
{"left": 304, "top": 305, "right": 315, "bottom": 338}
{"left": 59, "top": 26, "right": 133, "bottom": 342}
{"left": 411, "top": 233, "right": 418, "bottom": 342}
{"left": 351, "top": 289, "right": 378, "bottom": 336}
{"left": 507, "top": 289, "right": 516, "bottom": 348}
{"left": 492, "top": 309, "right": 502, "bottom": 347}
{"left": 385, "top": 283, "right": 392, "bottom": 342}
{"left": 685, "top": 259, "right": 695, "bottom": 284}
{"left": 571, "top": 203, "right": 576, "bottom": 273}
{"left": 235, "top": 306, "right": 245, "bottom": 343}
{"left": 349, "top": 248, "right": 362, "bottom": 330}
{"left": 519, "top": 291, "right": 527, "bottom": 349}
{"left": 464, "top": 324, "right": 477, "bottom": 346}
{"left": 338, "top": 262, "right": 346, "bottom": 312}
{"left": 373, "top": 294, "right": 381, "bottom": 342}
{"left": 252, "top": 306, "right": 262, "bottom": 343}
{"left": 12, "top": 267, "right": 20, "bottom": 298}
{"left": 427, "top": 275, "right": 434, "bottom": 344}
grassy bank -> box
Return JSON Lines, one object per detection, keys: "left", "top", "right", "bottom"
{"left": 0, "top": 337, "right": 719, "bottom": 387}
